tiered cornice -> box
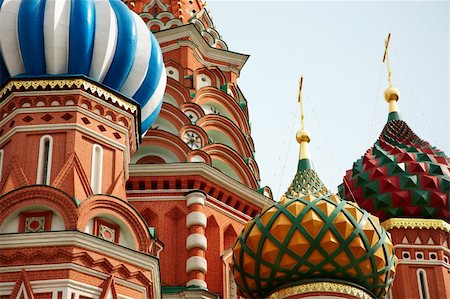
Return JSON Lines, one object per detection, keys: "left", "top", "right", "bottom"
{"left": 135, "top": 62, "right": 260, "bottom": 188}
{"left": 136, "top": 0, "right": 227, "bottom": 50}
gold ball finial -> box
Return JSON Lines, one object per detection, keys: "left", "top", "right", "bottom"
{"left": 296, "top": 129, "right": 311, "bottom": 143}
{"left": 384, "top": 86, "right": 400, "bottom": 103}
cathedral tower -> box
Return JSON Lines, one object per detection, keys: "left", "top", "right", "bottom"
{"left": 123, "top": 0, "right": 273, "bottom": 297}
{"left": 0, "top": 0, "right": 165, "bottom": 297}
{"left": 339, "top": 34, "right": 450, "bottom": 299}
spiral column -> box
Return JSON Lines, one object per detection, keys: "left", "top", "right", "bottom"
{"left": 185, "top": 191, "right": 208, "bottom": 288}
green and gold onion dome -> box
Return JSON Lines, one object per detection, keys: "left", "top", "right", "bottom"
{"left": 338, "top": 82, "right": 450, "bottom": 222}
{"left": 232, "top": 94, "right": 397, "bottom": 298}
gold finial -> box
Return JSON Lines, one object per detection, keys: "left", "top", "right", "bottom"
{"left": 296, "top": 75, "right": 311, "bottom": 144}
{"left": 383, "top": 32, "right": 400, "bottom": 105}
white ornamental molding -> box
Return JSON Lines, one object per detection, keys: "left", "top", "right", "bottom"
{"left": 186, "top": 234, "right": 207, "bottom": 251}
{"left": 186, "top": 212, "right": 207, "bottom": 228}
{"left": 186, "top": 256, "right": 207, "bottom": 273}
{"left": 186, "top": 279, "right": 207, "bottom": 289}
{"left": 185, "top": 192, "right": 206, "bottom": 207}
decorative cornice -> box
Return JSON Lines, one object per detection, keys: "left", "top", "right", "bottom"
{"left": 382, "top": 218, "right": 450, "bottom": 232}
{"left": 0, "top": 231, "right": 159, "bottom": 270}
{"left": 0, "top": 78, "right": 138, "bottom": 114}
{"left": 155, "top": 24, "right": 249, "bottom": 70}
{"left": 128, "top": 163, "right": 273, "bottom": 208}
{"left": 266, "top": 281, "right": 374, "bottom": 299}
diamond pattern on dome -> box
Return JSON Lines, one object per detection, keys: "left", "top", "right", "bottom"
{"left": 247, "top": 225, "right": 262, "bottom": 253}
{"left": 260, "top": 207, "right": 277, "bottom": 226}
{"left": 271, "top": 213, "right": 291, "bottom": 243}
{"left": 260, "top": 264, "right": 272, "bottom": 278}
{"left": 363, "top": 220, "right": 380, "bottom": 247}
{"left": 316, "top": 201, "right": 335, "bottom": 216}
{"left": 335, "top": 251, "right": 351, "bottom": 265}
{"left": 243, "top": 251, "right": 256, "bottom": 275}
{"left": 261, "top": 239, "right": 278, "bottom": 264}
{"left": 280, "top": 253, "right": 297, "bottom": 270}
{"left": 340, "top": 119, "right": 449, "bottom": 221}
{"left": 286, "top": 201, "right": 306, "bottom": 216}
{"left": 333, "top": 213, "right": 354, "bottom": 239}
{"left": 319, "top": 230, "right": 340, "bottom": 254}
{"left": 348, "top": 235, "right": 367, "bottom": 259}
{"left": 301, "top": 209, "right": 323, "bottom": 239}
{"left": 233, "top": 168, "right": 397, "bottom": 298}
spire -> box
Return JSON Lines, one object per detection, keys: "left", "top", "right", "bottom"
{"left": 382, "top": 32, "right": 401, "bottom": 120}
{"left": 296, "top": 76, "right": 312, "bottom": 170}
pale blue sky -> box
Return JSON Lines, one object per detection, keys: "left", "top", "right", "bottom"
{"left": 207, "top": 1, "right": 449, "bottom": 199}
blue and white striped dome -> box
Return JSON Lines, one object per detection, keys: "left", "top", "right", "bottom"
{"left": 0, "top": 0, "right": 166, "bottom": 134}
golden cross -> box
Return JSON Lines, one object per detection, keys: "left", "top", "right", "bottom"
{"left": 383, "top": 32, "right": 393, "bottom": 87}
{"left": 298, "top": 75, "right": 305, "bottom": 130}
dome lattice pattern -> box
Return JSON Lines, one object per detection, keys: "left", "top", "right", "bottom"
{"left": 233, "top": 167, "right": 396, "bottom": 298}
{"left": 339, "top": 118, "right": 450, "bottom": 221}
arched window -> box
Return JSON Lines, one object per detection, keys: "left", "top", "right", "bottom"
{"left": 91, "top": 144, "right": 103, "bottom": 194}
{"left": 417, "top": 268, "right": 430, "bottom": 299}
{"left": 37, "top": 135, "right": 53, "bottom": 185}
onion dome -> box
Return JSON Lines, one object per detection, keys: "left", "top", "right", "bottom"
{"left": 339, "top": 39, "right": 449, "bottom": 221}
{"left": 232, "top": 79, "right": 396, "bottom": 299}
{"left": 339, "top": 114, "right": 450, "bottom": 221}
{"left": 0, "top": 0, "right": 166, "bottom": 133}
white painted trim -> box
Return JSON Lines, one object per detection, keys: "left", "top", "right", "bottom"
{"left": 416, "top": 269, "right": 430, "bottom": 299}
{"left": 127, "top": 194, "right": 250, "bottom": 224}
{"left": 186, "top": 234, "right": 207, "bottom": 251}
{"left": 0, "top": 232, "right": 158, "bottom": 270}
{"left": 206, "top": 195, "right": 251, "bottom": 224}
{"left": 0, "top": 264, "right": 149, "bottom": 297}
{"left": 0, "top": 149, "right": 3, "bottom": 180}
{"left": 32, "top": 279, "right": 102, "bottom": 298}
{"left": 0, "top": 105, "right": 130, "bottom": 148}
{"left": 0, "top": 263, "right": 107, "bottom": 278}
{"left": 128, "top": 163, "right": 274, "bottom": 207}
{"left": 0, "top": 124, "right": 125, "bottom": 152}
{"left": 186, "top": 256, "right": 207, "bottom": 273}
{"left": 16, "top": 283, "right": 29, "bottom": 299}
{"left": 394, "top": 244, "right": 450, "bottom": 255}
{"left": 0, "top": 233, "right": 161, "bottom": 298}
{"left": 186, "top": 212, "right": 207, "bottom": 228}
{"left": 162, "top": 289, "right": 216, "bottom": 299}
{"left": 186, "top": 279, "right": 207, "bottom": 289}
{"left": 186, "top": 192, "right": 206, "bottom": 207}
{"left": 398, "top": 259, "right": 450, "bottom": 270}
{"left": 155, "top": 25, "right": 248, "bottom": 70}
{"left": 36, "top": 135, "right": 53, "bottom": 185}
{"left": 90, "top": 144, "right": 103, "bottom": 194}
{"left": 0, "top": 89, "right": 137, "bottom": 179}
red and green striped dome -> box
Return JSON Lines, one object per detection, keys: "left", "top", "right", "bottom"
{"left": 339, "top": 112, "right": 450, "bottom": 221}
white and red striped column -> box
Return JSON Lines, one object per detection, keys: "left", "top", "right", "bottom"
{"left": 185, "top": 191, "right": 207, "bottom": 289}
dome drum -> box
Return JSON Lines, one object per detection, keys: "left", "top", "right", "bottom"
{"left": 265, "top": 279, "right": 378, "bottom": 299}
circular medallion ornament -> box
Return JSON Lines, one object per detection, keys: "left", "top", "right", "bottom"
{"left": 25, "top": 216, "right": 45, "bottom": 232}
{"left": 183, "top": 131, "right": 202, "bottom": 150}
{"left": 99, "top": 224, "right": 115, "bottom": 242}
